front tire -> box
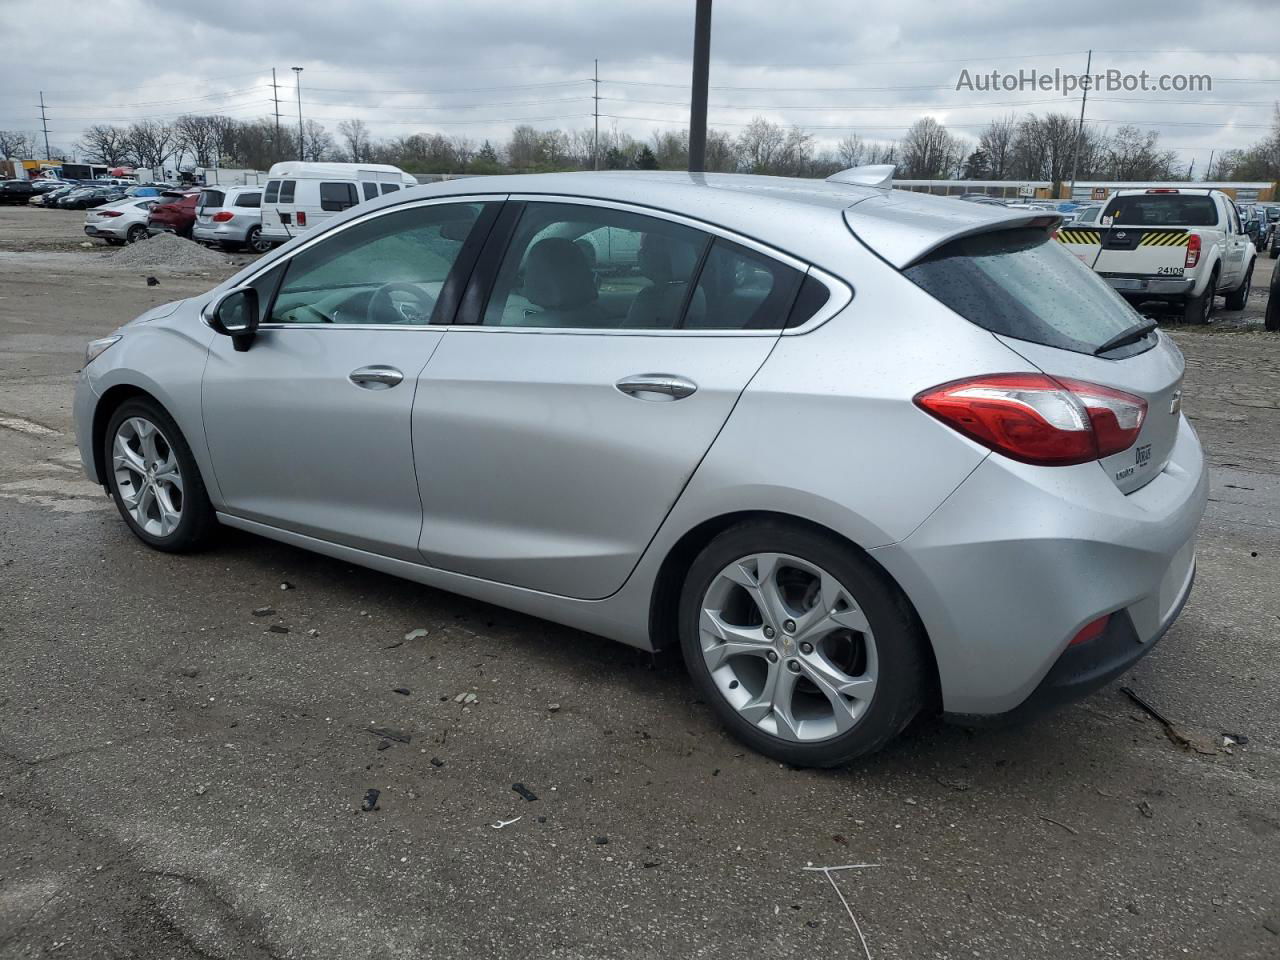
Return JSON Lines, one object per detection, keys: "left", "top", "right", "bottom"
{"left": 103, "top": 398, "right": 217, "bottom": 552}
{"left": 678, "top": 521, "right": 929, "bottom": 767}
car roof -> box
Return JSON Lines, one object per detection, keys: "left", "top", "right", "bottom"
{"left": 364, "top": 170, "right": 1060, "bottom": 269}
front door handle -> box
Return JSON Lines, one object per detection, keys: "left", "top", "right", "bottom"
{"left": 349, "top": 365, "right": 404, "bottom": 389}
{"left": 615, "top": 374, "right": 698, "bottom": 401}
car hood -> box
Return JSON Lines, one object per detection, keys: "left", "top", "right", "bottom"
{"left": 128, "top": 299, "right": 187, "bottom": 325}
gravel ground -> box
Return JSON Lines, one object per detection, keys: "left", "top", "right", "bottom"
{"left": 0, "top": 205, "right": 1277, "bottom": 959}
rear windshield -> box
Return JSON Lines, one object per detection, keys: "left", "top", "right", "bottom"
{"left": 904, "top": 228, "right": 1144, "bottom": 356}
{"left": 1102, "top": 194, "right": 1218, "bottom": 227}
{"left": 198, "top": 189, "right": 224, "bottom": 208}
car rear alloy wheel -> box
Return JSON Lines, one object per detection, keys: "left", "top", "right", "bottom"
{"left": 679, "top": 522, "right": 928, "bottom": 767}
{"left": 113, "top": 417, "right": 183, "bottom": 538}
{"left": 246, "top": 226, "right": 271, "bottom": 253}
{"left": 126, "top": 224, "right": 146, "bottom": 243}
{"left": 104, "top": 398, "right": 217, "bottom": 552}
{"left": 699, "top": 553, "right": 878, "bottom": 742}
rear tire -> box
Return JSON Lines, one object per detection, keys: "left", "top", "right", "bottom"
{"left": 103, "top": 398, "right": 218, "bottom": 553}
{"left": 1183, "top": 274, "right": 1217, "bottom": 325}
{"left": 126, "top": 224, "right": 146, "bottom": 244}
{"left": 1225, "top": 262, "right": 1254, "bottom": 311}
{"left": 245, "top": 225, "right": 271, "bottom": 254}
{"left": 1266, "top": 288, "right": 1280, "bottom": 332}
{"left": 678, "top": 520, "right": 929, "bottom": 768}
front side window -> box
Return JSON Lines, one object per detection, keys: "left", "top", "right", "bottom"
{"left": 267, "top": 202, "right": 486, "bottom": 326}
{"left": 320, "top": 182, "right": 359, "bottom": 212}
{"left": 482, "top": 203, "right": 707, "bottom": 329}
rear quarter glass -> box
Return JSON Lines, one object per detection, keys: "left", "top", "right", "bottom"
{"left": 903, "top": 227, "right": 1147, "bottom": 356}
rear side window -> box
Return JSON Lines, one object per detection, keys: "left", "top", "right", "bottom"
{"left": 362, "top": 182, "right": 379, "bottom": 201}
{"left": 320, "top": 181, "right": 359, "bottom": 212}
{"left": 904, "top": 228, "right": 1143, "bottom": 356}
{"left": 684, "top": 239, "right": 805, "bottom": 330}
{"left": 279, "top": 180, "right": 296, "bottom": 203}
{"left": 235, "top": 192, "right": 261, "bottom": 208}
{"left": 1102, "top": 194, "right": 1218, "bottom": 227}
{"left": 264, "top": 180, "right": 280, "bottom": 204}
{"left": 380, "top": 183, "right": 400, "bottom": 195}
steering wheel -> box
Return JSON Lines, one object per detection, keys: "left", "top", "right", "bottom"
{"left": 367, "top": 282, "right": 435, "bottom": 325}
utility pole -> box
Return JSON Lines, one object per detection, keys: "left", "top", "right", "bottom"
{"left": 592, "top": 59, "right": 600, "bottom": 171}
{"left": 1206, "top": 150, "right": 1215, "bottom": 182}
{"left": 271, "top": 68, "right": 284, "bottom": 162}
{"left": 38, "top": 91, "right": 51, "bottom": 161}
{"left": 292, "top": 66, "right": 304, "bottom": 161}
{"left": 1067, "top": 48, "right": 1092, "bottom": 200}
{"left": 688, "top": 0, "right": 712, "bottom": 173}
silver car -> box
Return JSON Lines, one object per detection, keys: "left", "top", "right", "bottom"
{"left": 193, "top": 185, "right": 272, "bottom": 253}
{"left": 73, "top": 170, "right": 1207, "bottom": 767}
{"left": 83, "top": 197, "right": 158, "bottom": 245}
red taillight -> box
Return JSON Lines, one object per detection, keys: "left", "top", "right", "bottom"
{"left": 1070, "top": 614, "right": 1111, "bottom": 645}
{"left": 97, "top": 210, "right": 123, "bottom": 217}
{"left": 296, "top": 211, "right": 307, "bottom": 226}
{"left": 1185, "top": 234, "right": 1201, "bottom": 268}
{"left": 914, "top": 374, "right": 1147, "bottom": 466}
{"left": 211, "top": 211, "right": 234, "bottom": 222}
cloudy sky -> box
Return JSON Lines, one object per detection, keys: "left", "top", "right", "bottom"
{"left": 1, "top": 0, "right": 1277, "bottom": 172}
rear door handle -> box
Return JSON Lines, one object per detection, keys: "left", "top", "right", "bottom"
{"left": 349, "top": 365, "right": 404, "bottom": 389}
{"left": 615, "top": 374, "right": 698, "bottom": 401}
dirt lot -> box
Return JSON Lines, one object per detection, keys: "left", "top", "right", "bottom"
{"left": 1, "top": 204, "right": 1278, "bottom": 959}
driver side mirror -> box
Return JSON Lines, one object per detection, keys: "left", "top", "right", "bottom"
{"left": 204, "top": 286, "right": 259, "bottom": 352}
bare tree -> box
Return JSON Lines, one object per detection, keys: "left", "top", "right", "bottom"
{"left": 174, "top": 114, "right": 232, "bottom": 167}
{"left": 978, "top": 115, "right": 1018, "bottom": 179}
{"left": 300, "top": 120, "right": 334, "bottom": 162}
{"left": 836, "top": 133, "right": 865, "bottom": 168}
{"left": 0, "top": 130, "right": 34, "bottom": 160}
{"left": 900, "top": 118, "right": 959, "bottom": 178}
{"left": 1010, "top": 113, "right": 1078, "bottom": 183}
{"left": 78, "top": 124, "right": 131, "bottom": 165}
{"left": 1104, "top": 125, "right": 1179, "bottom": 180}
{"left": 447, "top": 135, "right": 475, "bottom": 171}
{"left": 704, "top": 128, "right": 737, "bottom": 172}
{"left": 337, "top": 118, "right": 371, "bottom": 163}
{"left": 125, "top": 120, "right": 179, "bottom": 170}
{"left": 736, "top": 116, "right": 786, "bottom": 173}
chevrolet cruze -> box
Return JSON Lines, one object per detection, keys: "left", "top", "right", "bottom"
{"left": 75, "top": 169, "right": 1207, "bottom": 767}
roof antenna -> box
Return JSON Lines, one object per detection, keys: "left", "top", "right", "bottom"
{"left": 826, "top": 164, "right": 895, "bottom": 188}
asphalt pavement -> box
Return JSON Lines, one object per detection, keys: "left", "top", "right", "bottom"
{"left": 1, "top": 206, "right": 1278, "bottom": 959}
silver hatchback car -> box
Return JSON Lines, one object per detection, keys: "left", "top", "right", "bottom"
{"left": 74, "top": 170, "right": 1207, "bottom": 767}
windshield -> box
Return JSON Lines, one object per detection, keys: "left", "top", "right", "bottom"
{"left": 904, "top": 227, "right": 1146, "bottom": 356}
{"left": 1102, "top": 194, "right": 1218, "bottom": 227}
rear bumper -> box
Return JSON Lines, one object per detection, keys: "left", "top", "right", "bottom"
{"left": 871, "top": 415, "right": 1208, "bottom": 716}
{"left": 84, "top": 223, "right": 128, "bottom": 239}
{"left": 945, "top": 560, "right": 1194, "bottom": 726}
{"left": 193, "top": 221, "right": 250, "bottom": 244}
{"left": 1102, "top": 274, "right": 1195, "bottom": 297}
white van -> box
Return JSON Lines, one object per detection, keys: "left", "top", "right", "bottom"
{"left": 259, "top": 161, "right": 418, "bottom": 243}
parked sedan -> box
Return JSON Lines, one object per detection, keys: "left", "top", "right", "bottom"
{"left": 59, "top": 185, "right": 127, "bottom": 210}
{"left": 31, "top": 183, "right": 78, "bottom": 207}
{"left": 0, "top": 180, "right": 41, "bottom": 204}
{"left": 192, "top": 185, "right": 271, "bottom": 252}
{"left": 74, "top": 170, "right": 1207, "bottom": 767}
{"left": 84, "top": 197, "right": 158, "bottom": 245}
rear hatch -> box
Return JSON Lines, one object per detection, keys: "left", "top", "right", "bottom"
{"left": 1088, "top": 192, "right": 1216, "bottom": 281}
{"left": 904, "top": 226, "right": 1183, "bottom": 494}
{"left": 196, "top": 188, "right": 226, "bottom": 226}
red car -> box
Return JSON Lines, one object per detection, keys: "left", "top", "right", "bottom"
{"left": 146, "top": 191, "right": 200, "bottom": 239}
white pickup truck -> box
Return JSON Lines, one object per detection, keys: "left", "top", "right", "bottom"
{"left": 1056, "top": 188, "right": 1255, "bottom": 324}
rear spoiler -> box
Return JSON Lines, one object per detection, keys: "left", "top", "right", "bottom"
{"left": 843, "top": 191, "right": 1064, "bottom": 268}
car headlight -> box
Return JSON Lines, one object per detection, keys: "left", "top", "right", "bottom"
{"left": 85, "top": 335, "right": 122, "bottom": 366}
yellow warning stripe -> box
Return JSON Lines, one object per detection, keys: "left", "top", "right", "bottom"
{"left": 1138, "top": 232, "right": 1191, "bottom": 247}
{"left": 1056, "top": 230, "right": 1100, "bottom": 245}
